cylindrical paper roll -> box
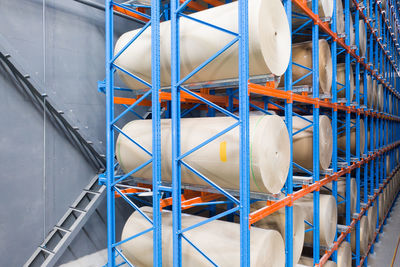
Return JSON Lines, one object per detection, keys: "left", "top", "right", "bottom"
{"left": 337, "top": 241, "right": 352, "bottom": 267}
{"left": 359, "top": 20, "right": 367, "bottom": 57}
{"left": 336, "top": 63, "right": 355, "bottom": 102}
{"left": 292, "top": 115, "right": 333, "bottom": 170}
{"left": 295, "top": 194, "right": 337, "bottom": 247}
{"left": 114, "top": 0, "right": 291, "bottom": 90}
{"left": 367, "top": 203, "right": 377, "bottom": 243}
{"left": 280, "top": 40, "right": 332, "bottom": 95}
{"left": 121, "top": 207, "right": 286, "bottom": 266}
{"left": 351, "top": 215, "right": 369, "bottom": 255}
{"left": 116, "top": 116, "right": 290, "bottom": 194}
{"left": 321, "top": 178, "right": 357, "bottom": 215}
{"left": 338, "top": 119, "right": 365, "bottom": 155}
{"left": 298, "top": 257, "right": 336, "bottom": 267}
{"left": 252, "top": 202, "right": 305, "bottom": 264}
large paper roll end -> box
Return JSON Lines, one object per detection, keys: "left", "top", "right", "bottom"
{"left": 254, "top": 115, "right": 291, "bottom": 194}
{"left": 319, "top": 115, "right": 333, "bottom": 170}
{"left": 258, "top": 0, "right": 291, "bottom": 76}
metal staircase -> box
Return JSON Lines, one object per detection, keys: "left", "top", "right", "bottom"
{"left": 24, "top": 175, "right": 105, "bottom": 267}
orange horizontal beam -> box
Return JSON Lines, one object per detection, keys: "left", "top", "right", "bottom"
{"left": 113, "top": 6, "right": 149, "bottom": 22}
{"left": 202, "top": 0, "right": 224, "bottom": 7}
{"left": 114, "top": 90, "right": 280, "bottom": 111}
{"left": 160, "top": 190, "right": 221, "bottom": 210}
{"left": 248, "top": 83, "right": 400, "bottom": 122}
{"left": 115, "top": 188, "right": 146, "bottom": 198}
{"left": 179, "top": 0, "right": 206, "bottom": 11}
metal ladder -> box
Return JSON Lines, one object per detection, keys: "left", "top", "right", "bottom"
{"left": 24, "top": 175, "right": 105, "bottom": 267}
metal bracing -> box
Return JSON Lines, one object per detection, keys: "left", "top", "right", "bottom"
{"left": 101, "top": 0, "right": 400, "bottom": 267}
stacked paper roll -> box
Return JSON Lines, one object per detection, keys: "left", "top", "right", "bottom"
{"left": 121, "top": 207, "right": 286, "bottom": 266}
{"left": 252, "top": 202, "right": 305, "bottom": 264}
{"left": 114, "top": 0, "right": 291, "bottom": 89}
{"left": 338, "top": 119, "right": 365, "bottom": 156}
{"left": 350, "top": 215, "right": 369, "bottom": 255}
{"left": 336, "top": 63, "right": 355, "bottom": 102}
{"left": 292, "top": 115, "right": 333, "bottom": 171}
{"left": 116, "top": 116, "right": 291, "bottom": 194}
{"left": 294, "top": 194, "right": 337, "bottom": 247}
{"left": 280, "top": 40, "right": 332, "bottom": 95}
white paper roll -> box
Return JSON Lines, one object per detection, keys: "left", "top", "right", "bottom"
{"left": 116, "top": 116, "right": 290, "bottom": 194}
{"left": 298, "top": 256, "right": 336, "bottom": 267}
{"left": 251, "top": 202, "right": 305, "bottom": 265}
{"left": 295, "top": 194, "right": 337, "bottom": 247}
{"left": 338, "top": 119, "right": 365, "bottom": 156}
{"left": 350, "top": 15, "right": 355, "bottom": 46}
{"left": 321, "top": 178, "right": 357, "bottom": 216}
{"left": 337, "top": 241, "right": 352, "bottom": 267}
{"left": 377, "top": 84, "right": 384, "bottom": 112}
{"left": 351, "top": 215, "right": 369, "bottom": 255}
{"left": 336, "top": 0, "right": 345, "bottom": 35}
{"left": 121, "top": 207, "right": 286, "bottom": 266}
{"left": 367, "top": 203, "right": 377, "bottom": 243}
{"left": 379, "top": 193, "right": 385, "bottom": 222}
{"left": 365, "top": 75, "right": 373, "bottom": 108}
{"left": 336, "top": 63, "right": 355, "bottom": 102}
{"left": 280, "top": 40, "right": 332, "bottom": 95}
{"left": 293, "top": 0, "right": 333, "bottom": 19}
{"left": 292, "top": 115, "right": 333, "bottom": 170}
{"left": 114, "top": 0, "right": 291, "bottom": 90}
{"left": 373, "top": 79, "right": 378, "bottom": 110}
{"left": 359, "top": 20, "right": 367, "bottom": 58}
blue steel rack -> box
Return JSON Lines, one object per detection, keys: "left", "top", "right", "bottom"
{"left": 104, "top": 0, "right": 162, "bottom": 266}
{"left": 101, "top": 0, "right": 400, "bottom": 266}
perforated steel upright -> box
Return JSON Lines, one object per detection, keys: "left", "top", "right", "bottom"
{"left": 104, "top": 1, "right": 162, "bottom": 266}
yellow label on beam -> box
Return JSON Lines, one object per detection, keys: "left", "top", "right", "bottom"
{"left": 220, "top": 141, "right": 227, "bottom": 162}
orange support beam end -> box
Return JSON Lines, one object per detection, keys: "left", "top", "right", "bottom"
{"left": 113, "top": 6, "right": 149, "bottom": 22}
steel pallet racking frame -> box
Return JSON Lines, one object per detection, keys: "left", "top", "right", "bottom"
{"left": 102, "top": 0, "right": 400, "bottom": 266}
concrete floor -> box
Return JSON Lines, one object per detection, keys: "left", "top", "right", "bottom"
{"left": 59, "top": 249, "right": 124, "bottom": 267}
{"left": 368, "top": 196, "right": 400, "bottom": 267}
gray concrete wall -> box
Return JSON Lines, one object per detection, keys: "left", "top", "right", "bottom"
{"left": 0, "top": 0, "right": 144, "bottom": 266}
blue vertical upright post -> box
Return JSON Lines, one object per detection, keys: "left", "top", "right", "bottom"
{"left": 344, "top": 0, "right": 351, "bottom": 241}
{"left": 354, "top": 6, "right": 361, "bottom": 265}
{"left": 151, "top": 0, "right": 162, "bottom": 264}
{"left": 105, "top": 1, "right": 115, "bottom": 266}
{"left": 331, "top": 0, "right": 338, "bottom": 262}
{"left": 170, "top": 0, "right": 182, "bottom": 264}
{"left": 238, "top": 0, "right": 250, "bottom": 264}
{"left": 312, "top": 0, "right": 320, "bottom": 264}
{"left": 283, "top": 1, "right": 293, "bottom": 266}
